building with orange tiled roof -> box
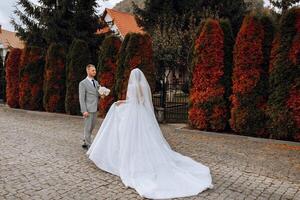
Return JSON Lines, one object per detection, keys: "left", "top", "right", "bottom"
{"left": 0, "top": 25, "right": 24, "bottom": 61}
{"left": 97, "top": 8, "right": 144, "bottom": 39}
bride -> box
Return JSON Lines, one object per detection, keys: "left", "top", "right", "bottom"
{"left": 87, "top": 68, "right": 213, "bottom": 199}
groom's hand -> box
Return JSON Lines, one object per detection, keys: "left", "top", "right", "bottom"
{"left": 83, "top": 112, "right": 89, "bottom": 118}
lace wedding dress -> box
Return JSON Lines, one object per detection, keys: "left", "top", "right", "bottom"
{"left": 87, "top": 68, "right": 213, "bottom": 199}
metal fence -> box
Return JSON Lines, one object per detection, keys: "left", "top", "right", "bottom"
{"left": 0, "top": 63, "right": 5, "bottom": 103}
{"left": 153, "top": 82, "right": 189, "bottom": 123}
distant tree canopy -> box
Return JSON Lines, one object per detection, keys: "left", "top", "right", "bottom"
{"left": 12, "top": 0, "right": 100, "bottom": 49}
{"left": 269, "top": 0, "right": 300, "bottom": 14}
{"left": 245, "top": 0, "right": 264, "bottom": 11}
{"left": 133, "top": 0, "right": 247, "bottom": 36}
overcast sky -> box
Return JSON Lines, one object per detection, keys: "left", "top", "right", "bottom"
{"left": 0, "top": 0, "right": 270, "bottom": 32}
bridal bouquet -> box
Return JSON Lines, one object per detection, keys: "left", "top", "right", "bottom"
{"left": 98, "top": 86, "right": 110, "bottom": 98}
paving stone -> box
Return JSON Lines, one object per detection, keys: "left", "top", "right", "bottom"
{"left": 0, "top": 105, "right": 299, "bottom": 200}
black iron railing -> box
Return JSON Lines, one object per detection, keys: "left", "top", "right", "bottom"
{"left": 153, "top": 82, "right": 189, "bottom": 123}
{"left": 0, "top": 62, "right": 5, "bottom": 103}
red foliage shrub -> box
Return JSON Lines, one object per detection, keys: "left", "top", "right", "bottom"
{"left": 43, "top": 43, "right": 66, "bottom": 112}
{"left": 116, "top": 33, "right": 155, "bottom": 100}
{"left": 287, "top": 10, "right": 300, "bottom": 141}
{"left": 269, "top": 35, "right": 280, "bottom": 73}
{"left": 5, "top": 48, "right": 22, "bottom": 108}
{"left": 188, "top": 107, "right": 208, "bottom": 130}
{"left": 230, "top": 15, "right": 268, "bottom": 136}
{"left": 97, "top": 36, "right": 121, "bottom": 117}
{"left": 19, "top": 46, "right": 45, "bottom": 110}
{"left": 189, "top": 19, "right": 228, "bottom": 131}
{"left": 286, "top": 82, "right": 300, "bottom": 141}
{"left": 268, "top": 8, "right": 300, "bottom": 141}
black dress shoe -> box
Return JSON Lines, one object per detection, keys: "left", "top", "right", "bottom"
{"left": 82, "top": 144, "right": 88, "bottom": 149}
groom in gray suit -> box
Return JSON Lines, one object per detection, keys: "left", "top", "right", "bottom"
{"left": 79, "top": 64, "right": 100, "bottom": 149}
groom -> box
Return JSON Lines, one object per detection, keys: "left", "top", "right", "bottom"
{"left": 79, "top": 64, "right": 100, "bottom": 149}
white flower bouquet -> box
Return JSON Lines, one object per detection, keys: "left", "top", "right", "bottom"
{"left": 98, "top": 86, "right": 110, "bottom": 98}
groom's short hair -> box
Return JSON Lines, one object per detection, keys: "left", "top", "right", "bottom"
{"left": 86, "top": 64, "right": 95, "bottom": 70}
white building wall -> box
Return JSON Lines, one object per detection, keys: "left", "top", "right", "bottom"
{"left": 104, "top": 14, "right": 122, "bottom": 38}
{"left": 0, "top": 43, "right": 7, "bottom": 63}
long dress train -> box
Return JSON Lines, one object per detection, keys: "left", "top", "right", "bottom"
{"left": 87, "top": 69, "right": 213, "bottom": 199}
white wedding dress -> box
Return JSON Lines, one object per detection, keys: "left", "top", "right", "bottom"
{"left": 87, "top": 69, "right": 213, "bottom": 199}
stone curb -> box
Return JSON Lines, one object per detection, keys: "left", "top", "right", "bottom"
{"left": 174, "top": 124, "right": 300, "bottom": 146}
{"left": 0, "top": 103, "right": 84, "bottom": 119}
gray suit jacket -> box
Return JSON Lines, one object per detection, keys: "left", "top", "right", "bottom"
{"left": 79, "top": 78, "right": 100, "bottom": 113}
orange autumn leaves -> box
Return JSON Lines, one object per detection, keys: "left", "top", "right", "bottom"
{"left": 286, "top": 9, "right": 300, "bottom": 141}
{"left": 232, "top": 16, "right": 264, "bottom": 95}
{"left": 268, "top": 8, "right": 300, "bottom": 142}
{"left": 230, "top": 15, "right": 268, "bottom": 136}
{"left": 43, "top": 43, "right": 66, "bottom": 113}
{"left": 287, "top": 85, "right": 300, "bottom": 141}
{"left": 19, "top": 46, "right": 44, "bottom": 110}
{"left": 189, "top": 19, "right": 228, "bottom": 131}
{"left": 4, "top": 33, "right": 154, "bottom": 118}
{"left": 269, "top": 35, "right": 280, "bottom": 73}
{"left": 190, "top": 11, "right": 299, "bottom": 142}
{"left": 116, "top": 33, "right": 155, "bottom": 101}
{"left": 98, "top": 36, "right": 121, "bottom": 117}
{"left": 5, "top": 48, "right": 22, "bottom": 108}
{"left": 189, "top": 15, "right": 270, "bottom": 136}
{"left": 288, "top": 10, "right": 300, "bottom": 65}
{"left": 98, "top": 33, "right": 154, "bottom": 117}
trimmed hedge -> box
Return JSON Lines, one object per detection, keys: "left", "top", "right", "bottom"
{"left": 2, "top": 53, "right": 10, "bottom": 102}
{"left": 0, "top": 54, "right": 5, "bottom": 101}
{"left": 5, "top": 48, "right": 22, "bottom": 108}
{"left": 115, "top": 33, "right": 155, "bottom": 100}
{"left": 43, "top": 43, "right": 66, "bottom": 113}
{"left": 220, "top": 19, "right": 235, "bottom": 130}
{"left": 19, "top": 46, "right": 45, "bottom": 110}
{"left": 230, "top": 14, "right": 272, "bottom": 137}
{"left": 268, "top": 8, "right": 300, "bottom": 141}
{"left": 189, "top": 19, "right": 228, "bottom": 131}
{"left": 65, "top": 39, "right": 91, "bottom": 115}
{"left": 97, "top": 35, "right": 121, "bottom": 117}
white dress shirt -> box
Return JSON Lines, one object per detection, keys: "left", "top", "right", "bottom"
{"left": 87, "top": 76, "right": 96, "bottom": 87}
